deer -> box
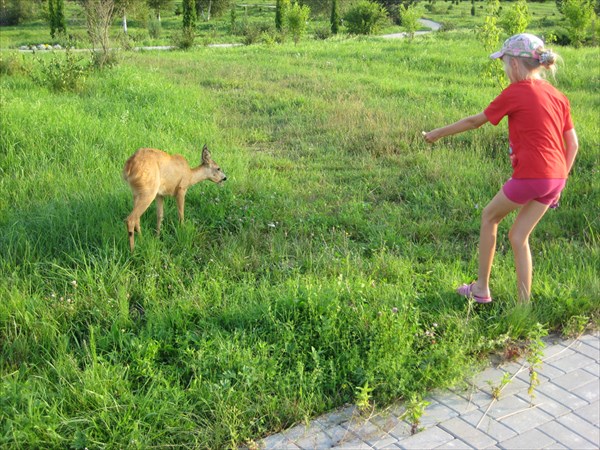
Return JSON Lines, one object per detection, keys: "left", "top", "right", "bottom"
{"left": 122, "top": 144, "right": 227, "bottom": 252}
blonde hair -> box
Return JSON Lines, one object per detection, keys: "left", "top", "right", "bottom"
{"left": 509, "top": 46, "right": 560, "bottom": 80}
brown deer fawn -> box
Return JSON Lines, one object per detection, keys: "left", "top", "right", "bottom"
{"left": 122, "top": 144, "right": 227, "bottom": 252}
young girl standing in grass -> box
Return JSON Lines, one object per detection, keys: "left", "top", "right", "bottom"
{"left": 423, "top": 33, "right": 579, "bottom": 303}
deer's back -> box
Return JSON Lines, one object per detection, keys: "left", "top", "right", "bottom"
{"left": 123, "top": 148, "right": 191, "bottom": 195}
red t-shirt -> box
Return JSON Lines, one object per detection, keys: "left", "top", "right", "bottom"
{"left": 484, "top": 79, "right": 574, "bottom": 179}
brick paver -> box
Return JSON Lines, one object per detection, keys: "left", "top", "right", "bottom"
{"left": 257, "top": 333, "right": 599, "bottom": 450}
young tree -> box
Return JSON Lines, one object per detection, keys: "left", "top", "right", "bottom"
{"left": 286, "top": 1, "right": 310, "bottom": 44}
{"left": 399, "top": 2, "right": 419, "bottom": 38}
{"left": 147, "top": 0, "right": 174, "bottom": 21}
{"left": 344, "top": 0, "right": 388, "bottom": 35}
{"left": 182, "top": 0, "right": 196, "bottom": 30}
{"left": 81, "top": 0, "right": 116, "bottom": 67}
{"left": 561, "top": 0, "right": 595, "bottom": 46}
{"left": 0, "top": 0, "right": 35, "bottom": 26}
{"left": 275, "top": 0, "right": 290, "bottom": 31}
{"left": 49, "top": 0, "right": 67, "bottom": 38}
{"left": 114, "top": 0, "right": 146, "bottom": 35}
{"left": 196, "top": 0, "right": 232, "bottom": 21}
{"left": 49, "top": 0, "right": 56, "bottom": 35}
{"left": 331, "top": 0, "right": 339, "bottom": 34}
{"left": 500, "top": 0, "right": 530, "bottom": 35}
{"left": 477, "top": 0, "right": 504, "bottom": 87}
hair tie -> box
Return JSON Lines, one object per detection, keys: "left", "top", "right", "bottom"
{"left": 537, "top": 49, "right": 553, "bottom": 65}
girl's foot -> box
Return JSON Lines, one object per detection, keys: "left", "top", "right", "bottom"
{"left": 457, "top": 282, "right": 492, "bottom": 304}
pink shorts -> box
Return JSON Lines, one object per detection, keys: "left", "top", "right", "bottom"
{"left": 502, "top": 178, "right": 566, "bottom": 207}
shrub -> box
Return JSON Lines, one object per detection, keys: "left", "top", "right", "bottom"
{"left": 331, "top": 0, "right": 340, "bottom": 34}
{"left": 561, "top": 0, "right": 595, "bottom": 46}
{"left": 399, "top": 3, "right": 420, "bottom": 39}
{"left": 314, "top": 24, "right": 332, "bottom": 40}
{"left": 438, "top": 21, "right": 456, "bottom": 33}
{"left": 181, "top": 0, "right": 196, "bottom": 31}
{"left": 90, "top": 49, "right": 120, "bottom": 69}
{"left": 344, "top": 0, "right": 389, "bottom": 35}
{"left": 275, "top": 0, "right": 290, "bottom": 31}
{"left": 32, "top": 50, "right": 90, "bottom": 92}
{"left": 241, "top": 22, "right": 275, "bottom": 45}
{"left": 500, "top": 0, "right": 531, "bottom": 35}
{"left": 0, "top": 0, "right": 35, "bottom": 25}
{"left": 171, "top": 28, "right": 196, "bottom": 49}
{"left": 285, "top": 2, "right": 310, "bottom": 44}
{"left": 0, "top": 52, "right": 31, "bottom": 76}
{"left": 260, "top": 31, "right": 277, "bottom": 46}
{"left": 48, "top": 0, "right": 67, "bottom": 39}
{"left": 148, "top": 18, "right": 162, "bottom": 39}
{"left": 550, "top": 28, "right": 572, "bottom": 45}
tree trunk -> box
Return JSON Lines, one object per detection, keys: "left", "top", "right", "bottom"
{"left": 123, "top": 13, "right": 128, "bottom": 34}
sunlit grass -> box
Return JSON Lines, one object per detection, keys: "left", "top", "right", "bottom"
{"left": 1, "top": 30, "right": 598, "bottom": 448}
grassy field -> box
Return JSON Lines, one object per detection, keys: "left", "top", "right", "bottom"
{"left": 1, "top": 16, "right": 599, "bottom": 450}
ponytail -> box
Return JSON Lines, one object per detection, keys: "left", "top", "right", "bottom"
{"left": 515, "top": 46, "right": 560, "bottom": 79}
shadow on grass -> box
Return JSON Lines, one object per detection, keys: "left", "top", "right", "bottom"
{"left": 0, "top": 184, "right": 236, "bottom": 268}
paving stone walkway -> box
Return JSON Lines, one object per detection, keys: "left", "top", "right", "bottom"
{"left": 259, "top": 332, "right": 599, "bottom": 449}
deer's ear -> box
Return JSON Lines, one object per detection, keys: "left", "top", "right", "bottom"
{"left": 201, "top": 145, "right": 211, "bottom": 164}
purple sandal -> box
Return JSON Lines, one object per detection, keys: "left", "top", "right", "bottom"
{"left": 457, "top": 282, "right": 492, "bottom": 304}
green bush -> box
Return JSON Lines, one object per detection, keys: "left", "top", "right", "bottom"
{"left": 344, "top": 0, "right": 389, "bottom": 35}
{"left": 171, "top": 28, "right": 196, "bottom": 50}
{"left": 399, "top": 3, "right": 420, "bottom": 38}
{"left": 32, "top": 50, "right": 90, "bottom": 92}
{"left": 438, "top": 21, "right": 456, "bottom": 32}
{"left": 500, "top": 0, "right": 531, "bottom": 35}
{"left": 0, "top": 0, "right": 36, "bottom": 25}
{"left": 241, "top": 22, "right": 276, "bottom": 45}
{"left": 314, "top": 24, "right": 333, "bottom": 40}
{"left": 148, "top": 18, "right": 162, "bottom": 39}
{"left": 550, "top": 28, "right": 572, "bottom": 45}
{"left": 285, "top": 2, "right": 310, "bottom": 44}
{"left": 561, "top": 0, "right": 595, "bottom": 46}
{"left": 0, "top": 52, "right": 30, "bottom": 76}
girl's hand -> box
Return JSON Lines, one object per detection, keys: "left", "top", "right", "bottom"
{"left": 422, "top": 130, "right": 440, "bottom": 143}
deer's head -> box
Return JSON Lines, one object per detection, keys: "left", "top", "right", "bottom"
{"left": 201, "top": 144, "right": 227, "bottom": 184}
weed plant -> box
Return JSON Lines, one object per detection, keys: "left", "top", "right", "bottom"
{"left": 1, "top": 32, "right": 598, "bottom": 448}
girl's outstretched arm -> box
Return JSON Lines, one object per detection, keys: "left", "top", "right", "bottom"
{"left": 564, "top": 128, "right": 579, "bottom": 174}
{"left": 423, "top": 112, "right": 489, "bottom": 143}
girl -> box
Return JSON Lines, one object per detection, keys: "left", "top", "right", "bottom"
{"left": 423, "top": 33, "right": 579, "bottom": 303}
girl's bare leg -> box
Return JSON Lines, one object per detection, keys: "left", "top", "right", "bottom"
{"left": 472, "top": 190, "right": 521, "bottom": 299}
{"left": 508, "top": 200, "right": 549, "bottom": 302}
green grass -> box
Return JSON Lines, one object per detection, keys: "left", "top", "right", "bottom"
{"left": 1, "top": 27, "right": 599, "bottom": 450}
{"left": 0, "top": 0, "right": 570, "bottom": 49}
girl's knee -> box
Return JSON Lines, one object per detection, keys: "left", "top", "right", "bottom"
{"left": 508, "top": 228, "right": 529, "bottom": 248}
{"left": 481, "top": 206, "right": 502, "bottom": 226}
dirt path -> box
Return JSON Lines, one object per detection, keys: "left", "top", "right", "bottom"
{"left": 381, "top": 18, "right": 442, "bottom": 39}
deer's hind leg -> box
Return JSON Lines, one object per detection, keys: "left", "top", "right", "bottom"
{"left": 126, "top": 191, "right": 156, "bottom": 252}
{"left": 156, "top": 195, "right": 164, "bottom": 236}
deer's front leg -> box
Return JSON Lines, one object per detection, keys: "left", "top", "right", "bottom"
{"left": 156, "top": 195, "right": 164, "bottom": 235}
{"left": 176, "top": 189, "right": 187, "bottom": 223}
